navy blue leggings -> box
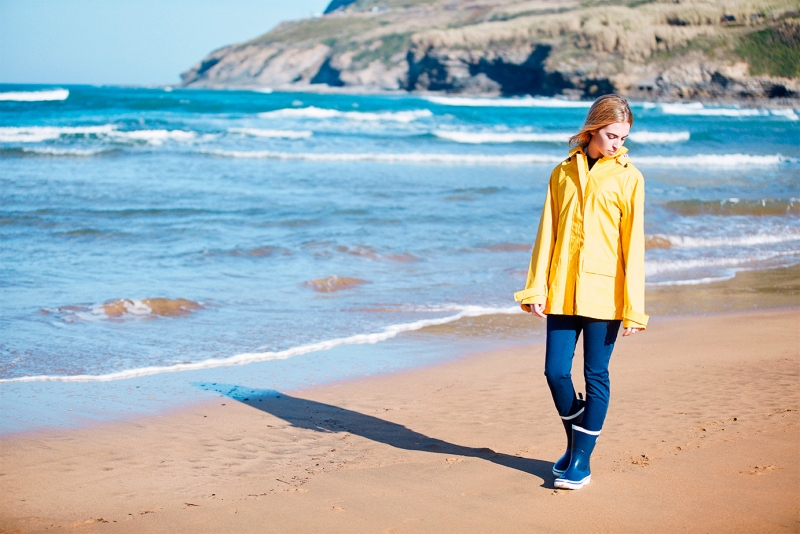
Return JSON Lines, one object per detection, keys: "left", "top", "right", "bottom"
{"left": 544, "top": 314, "right": 621, "bottom": 432}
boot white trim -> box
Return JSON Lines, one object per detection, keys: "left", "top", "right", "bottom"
{"left": 560, "top": 406, "right": 585, "bottom": 421}
{"left": 555, "top": 474, "right": 591, "bottom": 490}
{"left": 572, "top": 424, "right": 601, "bottom": 436}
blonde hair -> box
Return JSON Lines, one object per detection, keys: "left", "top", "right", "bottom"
{"left": 568, "top": 95, "right": 634, "bottom": 148}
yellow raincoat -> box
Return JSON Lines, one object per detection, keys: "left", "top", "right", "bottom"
{"left": 514, "top": 145, "right": 649, "bottom": 329}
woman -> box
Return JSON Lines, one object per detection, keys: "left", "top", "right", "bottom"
{"left": 514, "top": 94, "right": 648, "bottom": 490}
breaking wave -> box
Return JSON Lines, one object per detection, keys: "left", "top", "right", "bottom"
{"left": 201, "top": 149, "right": 562, "bottom": 165}
{"left": 0, "top": 89, "right": 69, "bottom": 102}
{"left": 0, "top": 125, "right": 116, "bottom": 143}
{"left": 434, "top": 131, "right": 570, "bottom": 144}
{"left": 258, "top": 106, "right": 433, "bottom": 123}
{"left": 636, "top": 154, "right": 793, "bottom": 167}
{"left": 647, "top": 275, "right": 738, "bottom": 286}
{"left": 654, "top": 102, "right": 798, "bottom": 120}
{"left": 434, "top": 130, "right": 690, "bottom": 144}
{"left": 228, "top": 127, "right": 312, "bottom": 139}
{"left": 770, "top": 108, "right": 800, "bottom": 120}
{"left": 202, "top": 150, "right": 794, "bottom": 167}
{"left": 647, "top": 231, "right": 800, "bottom": 248}
{"left": 0, "top": 125, "right": 197, "bottom": 145}
{"left": 111, "top": 129, "right": 196, "bottom": 144}
{"left": 645, "top": 250, "right": 798, "bottom": 276}
{"left": 0, "top": 305, "right": 522, "bottom": 383}
{"left": 21, "top": 147, "right": 112, "bottom": 157}
{"left": 628, "top": 131, "right": 690, "bottom": 143}
{"left": 425, "top": 96, "right": 592, "bottom": 108}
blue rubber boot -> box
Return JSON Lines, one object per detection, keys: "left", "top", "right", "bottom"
{"left": 552, "top": 397, "right": 585, "bottom": 476}
{"left": 554, "top": 425, "right": 600, "bottom": 490}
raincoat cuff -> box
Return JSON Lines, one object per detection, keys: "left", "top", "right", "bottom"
{"left": 514, "top": 288, "right": 546, "bottom": 304}
{"left": 622, "top": 318, "right": 646, "bottom": 329}
{"left": 622, "top": 309, "right": 649, "bottom": 328}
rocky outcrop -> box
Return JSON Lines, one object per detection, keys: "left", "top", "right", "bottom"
{"left": 406, "top": 45, "right": 591, "bottom": 96}
{"left": 180, "top": 0, "right": 800, "bottom": 103}
{"left": 181, "top": 42, "right": 333, "bottom": 88}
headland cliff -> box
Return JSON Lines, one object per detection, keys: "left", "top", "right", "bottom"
{"left": 180, "top": 0, "right": 800, "bottom": 103}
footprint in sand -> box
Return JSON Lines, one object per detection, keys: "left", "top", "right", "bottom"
{"left": 741, "top": 464, "right": 779, "bottom": 475}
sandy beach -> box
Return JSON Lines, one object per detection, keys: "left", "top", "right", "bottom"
{"left": 4, "top": 4, "right": 800, "bottom": 531}
{"left": 1, "top": 307, "right": 798, "bottom": 533}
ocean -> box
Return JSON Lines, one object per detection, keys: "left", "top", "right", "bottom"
{"left": 1, "top": 85, "right": 798, "bottom": 432}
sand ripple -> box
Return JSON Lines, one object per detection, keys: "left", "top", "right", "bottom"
{"left": 308, "top": 244, "right": 420, "bottom": 263}
{"left": 304, "top": 276, "right": 368, "bottom": 293}
{"left": 46, "top": 298, "right": 204, "bottom": 322}
{"left": 666, "top": 198, "right": 797, "bottom": 216}
{"left": 484, "top": 243, "right": 532, "bottom": 253}
{"left": 101, "top": 298, "right": 202, "bottom": 318}
{"left": 645, "top": 236, "right": 672, "bottom": 249}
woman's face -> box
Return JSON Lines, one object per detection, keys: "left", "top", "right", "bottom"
{"left": 588, "top": 122, "right": 631, "bottom": 158}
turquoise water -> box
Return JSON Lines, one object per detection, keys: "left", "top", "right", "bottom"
{"left": 1, "top": 85, "right": 798, "bottom": 392}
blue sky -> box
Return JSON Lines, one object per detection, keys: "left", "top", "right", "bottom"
{"left": 0, "top": 0, "right": 331, "bottom": 85}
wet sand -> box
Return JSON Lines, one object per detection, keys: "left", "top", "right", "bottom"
{"left": 407, "top": 263, "right": 800, "bottom": 342}
{"left": 1, "top": 307, "right": 798, "bottom": 533}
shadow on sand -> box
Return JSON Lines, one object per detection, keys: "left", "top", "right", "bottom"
{"left": 196, "top": 383, "right": 556, "bottom": 487}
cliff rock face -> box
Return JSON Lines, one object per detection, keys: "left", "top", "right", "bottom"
{"left": 180, "top": 0, "right": 800, "bottom": 102}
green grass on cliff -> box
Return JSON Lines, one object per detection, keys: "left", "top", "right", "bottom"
{"left": 254, "top": 16, "right": 376, "bottom": 45}
{"left": 737, "top": 25, "right": 800, "bottom": 78}
{"left": 351, "top": 33, "right": 411, "bottom": 68}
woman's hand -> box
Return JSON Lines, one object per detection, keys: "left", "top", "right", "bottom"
{"left": 622, "top": 327, "right": 641, "bottom": 337}
{"left": 521, "top": 303, "right": 547, "bottom": 318}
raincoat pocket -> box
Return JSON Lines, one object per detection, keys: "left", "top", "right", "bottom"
{"left": 583, "top": 258, "right": 617, "bottom": 277}
{"left": 583, "top": 258, "right": 618, "bottom": 307}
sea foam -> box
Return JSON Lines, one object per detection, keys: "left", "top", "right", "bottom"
{"left": 769, "top": 108, "right": 800, "bottom": 121}
{"left": 111, "top": 129, "right": 196, "bottom": 144}
{"left": 0, "top": 125, "right": 198, "bottom": 145}
{"left": 202, "top": 149, "right": 793, "bottom": 167}
{"left": 629, "top": 131, "right": 691, "bottom": 143}
{"left": 425, "top": 96, "right": 592, "bottom": 108}
{"left": 649, "top": 231, "right": 800, "bottom": 249}
{"left": 655, "top": 102, "right": 799, "bottom": 119}
{"left": 228, "top": 127, "right": 313, "bottom": 139}
{"left": 48, "top": 298, "right": 204, "bottom": 323}
{"left": 0, "top": 125, "right": 117, "bottom": 143}
{"left": 659, "top": 102, "right": 764, "bottom": 117}
{"left": 433, "top": 130, "right": 690, "bottom": 144}
{"left": 647, "top": 275, "right": 737, "bottom": 286}
{"left": 202, "top": 149, "right": 563, "bottom": 165}
{"left": 0, "top": 89, "right": 69, "bottom": 101}
{"left": 636, "top": 154, "right": 792, "bottom": 167}
{"left": 0, "top": 305, "right": 522, "bottom": 383}
{"left": 645, "top": 250, "right": 797, "bottom": 276}
{"left": 21, "top": 147, "right": 111, "bottom": 157}
{"left": 433, "top": 131, "right": 570, "bottom": 144}
{"left": 258, "top": 106, "right": 433, "bottom": 123}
